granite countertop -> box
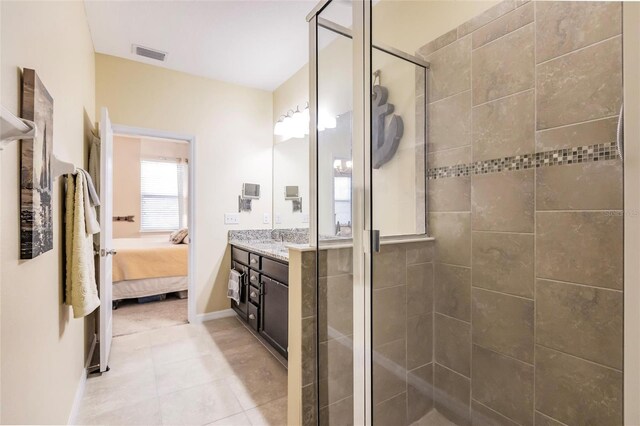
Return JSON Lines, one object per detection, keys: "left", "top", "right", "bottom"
{"left": 229, "top": 239, "right": 311, "bottom": 262}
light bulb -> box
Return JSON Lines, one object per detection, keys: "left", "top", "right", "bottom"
{"left": 273, "top": 120, "right": 285, "bottom": 136}
{"left": 333, "top": 159, "right": 342, "bottom": 169}
{"left": 319, "top": 110, "right": 337, "bottom": 130}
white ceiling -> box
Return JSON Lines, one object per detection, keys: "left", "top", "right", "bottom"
{"left": 84, "top": 0, "right": 323, "bottom": 91}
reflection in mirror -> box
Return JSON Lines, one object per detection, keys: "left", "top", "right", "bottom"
{"left": 272, "top": 136, "right": 309, "bottom": 229}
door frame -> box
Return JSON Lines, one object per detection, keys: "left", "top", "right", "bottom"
{"left": 111, "top": 124, "right": 197, "bottom": 324}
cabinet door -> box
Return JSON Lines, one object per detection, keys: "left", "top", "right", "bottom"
{"left": 231, "top": 264, "right": 249, "bottom": 319}
{"left": 261, "top": 276, "right": 288, "bottom": 357}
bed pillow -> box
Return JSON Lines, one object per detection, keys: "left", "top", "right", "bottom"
{"left": 170, "top": 228, "right": 188, "bottom": 244}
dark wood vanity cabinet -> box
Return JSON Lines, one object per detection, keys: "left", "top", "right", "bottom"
{"left": 231, "top": 245, "right": 288, "bottom": 358}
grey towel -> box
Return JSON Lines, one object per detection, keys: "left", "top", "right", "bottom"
{"left": 227, "top": 269, "right": 242, "bottom": 303}
{"left": 78, "top": 168, "right": 100, "bottom": 207}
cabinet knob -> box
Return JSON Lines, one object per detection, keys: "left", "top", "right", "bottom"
{"left": 250, "top": 275, "right": 256, "bottom": 282}
{"left": 250, "top": 258, "right": 257, "bottom": 264}
{"left": 250, "top": 291, "right": 257, "bottom": 298}
{"left": 249, "top": 313, "right": 256, "bottom": 320}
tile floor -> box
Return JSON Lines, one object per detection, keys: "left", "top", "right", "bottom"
{"left": 75, "top": 316, "right": 288, "bottom": 425}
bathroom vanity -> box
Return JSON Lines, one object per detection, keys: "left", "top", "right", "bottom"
{"left": 230, "top": 240, "right": 290, "bottom": 358}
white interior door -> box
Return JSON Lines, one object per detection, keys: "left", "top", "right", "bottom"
{"left": 99, "top": 107, "right": 114, "bottom": 373}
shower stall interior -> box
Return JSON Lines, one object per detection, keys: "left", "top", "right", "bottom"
{"left": 307, "top": 1, "right": 624, "bottom": 425}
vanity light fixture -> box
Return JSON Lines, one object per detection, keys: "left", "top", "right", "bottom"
{"left": 273, "top": 102, "right": 337, "bottom": 140}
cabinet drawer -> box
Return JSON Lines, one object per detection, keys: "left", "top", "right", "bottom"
{"left": 248, "top": 303, "right": 259, "bottom": 331}
{"left": 232, "top": 247, "right": 250, "bottom": 266}
{"left": 249, "top": 253, "right": 261, "bottom": 269}
{"left": 248, "top": 285, "right": 261, "bottom": 305}
{"left": 262, "top": 258, "right": 288, "bottom": 285}
{"left": 249, "top": 269, "right": 260, "bottom": 287}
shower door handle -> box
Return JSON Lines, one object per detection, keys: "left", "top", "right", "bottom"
{"left": 617, "top": 104, "right": 624, "bottom": 160}
{"left": 372, "top": 230, "right": 381, "bottom": 253}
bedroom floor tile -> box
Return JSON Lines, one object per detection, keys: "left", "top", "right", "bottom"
{"left": 76, "top": 317, "right": 288, "bottom": 426}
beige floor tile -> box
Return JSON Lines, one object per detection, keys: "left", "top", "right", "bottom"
{"left": 107, "top": 345, "right": 155, "bottom": 378}
{"left": 207, "top": 411, "right": 253, "bottom": 426}
{"left": 151, "top": 334, "right": 215, "bottom": 366}
{"left": 244, "top": 396, "right": 288, "bottom": 426}
{"left": 80, "top": 369, "right": 158, "bottom": 419}
{"left": 227, "top": 365, "right": 288, "bottom": 411}
{"left": 159, "top": 379, "right": 244, "bottom": 425}
{"left": 75, "top": 397, "right": 161, "bottom": 425}
{"left": 143, "top": 323, "right": 206, "bottom": 347}
{"left": 201, "top": 316, "right": 244, "bottom": 334}
{"left": 156, "top": 353, "right": 235, "bottom": 395}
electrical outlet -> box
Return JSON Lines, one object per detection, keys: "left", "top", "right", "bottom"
{"left": 263, "top": 213, "right": 271, "bottom": 224}
{"left": 302, "top": 213, "right": 309, "bottom": 224}
{"left": 275, "top": 214, "right": 282, "bottom": 224}
{"left": 224, "top": 213, "right": 240, "bottom": 225}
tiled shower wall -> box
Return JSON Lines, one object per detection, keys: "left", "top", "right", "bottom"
{"left": 420, "top": 1, "right": 623, "bottom": 425}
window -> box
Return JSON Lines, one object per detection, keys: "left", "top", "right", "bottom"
{"left": 140, "top": 159, "right": 187, "bottom": 232}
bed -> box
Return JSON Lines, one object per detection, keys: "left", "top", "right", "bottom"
{"left": 112, "top": 238, "right": 188, "bottom": 301}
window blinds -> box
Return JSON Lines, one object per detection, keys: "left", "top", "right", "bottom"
{"left": 140, "top": 159, "right": 186, "bottom": 232}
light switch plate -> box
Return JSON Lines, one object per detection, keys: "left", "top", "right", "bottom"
{"left": 224, "top": 213, "right": 240, "bottom": 225}
{"left": 263, "top": 213, "right": 271, "bottom": 224}
{"left": 275, "top": 214, "right": 282, "bottom": 224}
{"left": 302, "top": 213, "right": 309, "bottom": 223}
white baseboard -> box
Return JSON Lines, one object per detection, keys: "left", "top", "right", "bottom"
{"left": 67, "top": 367, "right": 88, "bottom": 425}
{"left": 195, "top": 308, "right": 236, "bottom": 323}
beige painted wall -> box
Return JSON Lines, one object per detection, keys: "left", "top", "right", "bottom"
{"left": 0, "top": 0, "right": 96, "bottom": 423}
{"left": 96, "top": 54, "right": 273, "bottom": 314}
{"left": 113, "top": 135, "right": 189, "bottom": 238}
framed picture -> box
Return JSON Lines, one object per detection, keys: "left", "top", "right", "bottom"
{"left": 20, "top": 68, "right": 53, "bottom": 259}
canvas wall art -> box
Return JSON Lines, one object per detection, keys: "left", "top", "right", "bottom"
{"left": 21, "top": 68, "right": 53, "bottom": 259}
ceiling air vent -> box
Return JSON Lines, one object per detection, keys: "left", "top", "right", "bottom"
{"left": 132, "top": 44, "right": 167, "bottom": 62}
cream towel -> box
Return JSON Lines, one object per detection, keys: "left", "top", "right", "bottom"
{"left": 65, "top": 172, "right": 101, "bottom": 318}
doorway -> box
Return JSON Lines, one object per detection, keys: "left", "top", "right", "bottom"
{"left": 109, "top": 131, "right": 192, "bottom": 337}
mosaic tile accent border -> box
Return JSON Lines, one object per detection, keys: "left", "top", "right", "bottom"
{"left": 427, "top": 142, "right": 620, "bottom": 180}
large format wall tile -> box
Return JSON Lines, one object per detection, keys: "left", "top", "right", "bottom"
{"left": 372, "top": 339, "right": 407, "bottom": 405}
{"left": 472, "top": 2, "right": 534, "bottom": 49}
{"left": 428, "top": 176, "right": 471, "bottom": 212}
{"left": 434, "top": 364, "right": 471, "bottom": 426}
{"left": 319, "top": 396, "right": 353, "bottom": 426}
{"left": 435, "top": 314, "right": 471, "bottom": 377}
{"left": 428, "top": 90, "right": 472, "bottom": 152}
{"left": 472, "top": 231, "right": 534, "bottom": 299}
{"left": 534, "top": 411, "right": 565, "bottom": 426}
{"left": 318, "top": 275, "right": 353, "bottom": 342}
{"left": 407, "top": 262, "right": 434, "bottom": 317}
{"left": 429, "top": 212, "right": 471, "bottom": 267}
{"left": 406, "top": 241, "right": 434, "bottom": 265}
{"left": 472, "top": 90, "right": 534, "bottom": 161}
{"left": 435, "top": 263, "right": 471, "bottom": 322}
{"left": 536, "top": 36, "right": 622, "bottom": 130}
{"left": 407, "top": 313, "right": 433, "bottom": 370}
{"left": 458, "top": 0, "right": 519, "bottom": 37}
{"left": 319, "top": 248, "right": 353, "bottom": 277}
{"left": 536, "top": 279, "right": 622, "bottom": 370}
{"left": 536, "top": 211, "right": 622, "bottom": 290}
{"left": 418, "top": 28, "right": 458, "bottom": 59}
{"left": 407, "top": 364, "right": 434, "bottom": 424}
{"left": 536, "top": 160, "right": 623, "bottom": 211}
{"left": 374, "top": 392, "right": 407, "bottom": 426}
{"left": 373, "top": 244, "right": 406, "bottom": 289}
{"left": 536, "top": 1, "right": 622, "bottom": 63}
{"left": 535, "top": 116, "right": 618, "bottom": 151}
{"left": 471, "top": 400, "right": 519, "bottom": 426}
{"left": 318, "top": 337, "right": 354, "bottom": 408}
{"left": 425, "top": 36, "right": 471, "bottom": 103}
{"left": 472, "top": 345, "right": 534, "bottom": 426}
{"left": 472, "top": 24, "right": 534, "bottom": 105}
{"left": 472, "top": 288, "right": 534, "bottom": 363}
{"left": 472, "top": 170, "right": 534, "bottom": 233}
{"left": 428, "top": 146, "right": 472, "bottom": 169}
{"left": 302, "top": 317, "right": 316, "bottom": 387}
{"left": 373, "top": 286, "right": 407, "bottom": 347}
{"left": 535, "top": 346, "right": 622, "bottom": 426}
